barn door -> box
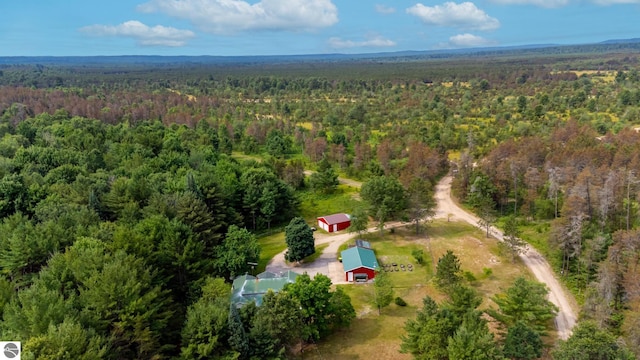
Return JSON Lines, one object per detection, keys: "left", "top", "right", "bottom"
{"left": 348, "top": 272, "right": 353, "bottom": 282}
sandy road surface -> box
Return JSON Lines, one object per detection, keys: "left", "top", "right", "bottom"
{"left": 435, "top": 175, "right": 577, "bottom": 340}
{"left": 267, "top": 174, "right": 577, "bottom": 339}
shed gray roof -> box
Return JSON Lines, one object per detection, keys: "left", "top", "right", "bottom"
{"left": 355, "top": 239, "right": 371, "bottom": 249}
{"left": 341, "top": 246, "right": 378, "bottom": 272}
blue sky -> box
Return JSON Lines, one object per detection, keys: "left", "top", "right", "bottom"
{"left": 1, "top": 0, "right": 638, "bottom": 56}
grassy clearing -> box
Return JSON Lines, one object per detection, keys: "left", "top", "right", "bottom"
{"left": 257, "top": 232, "right": 286, "bottom": 272}
{"left": 519, "top": 221, "right": 552, "bottom": 255}
{"left": 297, "top": 220, "right": 532, "bottom": 360}
{"left": 298, "top": 185, "right": 362, "bottom": 222}
{"left": 257, "top": 235, "right": 328, "bottom": 273}
{"left": 230, "top": 151, "right": 262, "bottom": 163}
{"left": 258, "top": 179, "right": 361, "bottom": 272}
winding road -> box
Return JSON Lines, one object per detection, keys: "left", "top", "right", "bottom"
{"left": 267, "top": 174, "right": 577, "bottom": 340}
{"left": 435, "top": 176, "right": 577, "bottom": 340}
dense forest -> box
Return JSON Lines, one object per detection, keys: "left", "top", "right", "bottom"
{"left": 1, "top": 43, "right": 640, "bottom": 358}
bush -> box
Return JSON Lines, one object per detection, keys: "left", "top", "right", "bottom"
{"left": 394, "top": 297, "right": 407, "bottom": 307}
{"left": 482, "top": 267, "right": 493, "bottom": 278}
{"left": 411, "top": 249, "right": 425, "bottom": 265}
{"left": 463, "top": 271, "right": 477, "bottom": 282}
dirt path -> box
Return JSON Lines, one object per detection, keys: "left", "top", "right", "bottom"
{"left": 267, "top": 173, "right": 577, "bottom": 340}
{"left": 434, "top": 175, "right": 577, "bottom": 340}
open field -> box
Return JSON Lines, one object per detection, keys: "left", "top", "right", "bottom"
{"left": 297, "top": 220, "right": 533, "bottom": 360}
{"left": 298, "top": 185, "right": 361, "bottom": 221}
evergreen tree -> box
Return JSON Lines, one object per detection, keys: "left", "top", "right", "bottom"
{"left": 308, "top": 156, "right": 339, "bottom": 194}
{"left": 400, "top": 296, "right": 458, "bottom": 360}
{"left": 552, "top": 321, "right": 634, "bottom": 360}
{"left": 488, "top": 277, "right": 558, "bottom": 335}
{"left": 502, "top": 215, "right": 527, "bottom": 263}
{"left": 228, "top": 306, "right": 249, "bottom": 359}
{"left": 447, "top": 311, "right": 503, "bottom": 360}
{"left": 22, "top": 318, "right": 110, "bottom": 360}
{"left": 284, "top": 217, "right": 315, "bottom": 262}
{"left": 443, "top": 285, "right": 482, "bottom": 324}
{"left": 251, "top": 290, "right": 304, "bottom": 357}
{"left": 435, "top": 250, "right": 462, "bottom": 291}
{"left": 502, "top": 321, "right": 543, "bottom": 360}
{"left": 360, "top": 175, "right": 408, "bottom": 232}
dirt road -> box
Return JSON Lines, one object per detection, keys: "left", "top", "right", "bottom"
{"left": 266, "top": 221, "right": 403, "bottom": 285}
{"left": 434, "top": 175, "right": 577, "bottom": 340}
{"left": 267, "top": 173, "right": 577, "bottom": 340}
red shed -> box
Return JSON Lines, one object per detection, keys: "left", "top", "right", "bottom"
{"left": 341, "top": 246, "right": 378, "bottom": 282}
{"left": 317, "top": 213, "right": 351, "bottom": 233}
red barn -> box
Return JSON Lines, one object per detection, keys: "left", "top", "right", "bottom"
{"left": 341, "top": 246, "right": 378, "bottom": 282}
{"left": 317, "top": 213, "right": 351, "bottom": 233}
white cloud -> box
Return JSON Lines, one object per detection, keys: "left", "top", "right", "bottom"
{"left": 449, "top": 33, "right": 493, "bottom": 47}
{"left": 375, "top": 4, "right": 396, "bottom": 14}
{"left": 328, "top": 35, "right": 396, "bottom": 49}
{"left": 80, "top": 21, "right": 195, "bottom": 46}
{"left": 138, "top": 0, "right": 338, "bottom": 34}
{"left": 407, "top": 2, "right": 499, "bottom": 31}
{"left": 489, "top": 0, "right": 569, "bottom": 7}
{"left": 591, "top": 0, "right": 640, "bottom": 4}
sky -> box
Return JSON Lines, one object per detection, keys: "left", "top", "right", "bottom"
{"left": 0, "top": 0, "right": 639, "bottom": 57}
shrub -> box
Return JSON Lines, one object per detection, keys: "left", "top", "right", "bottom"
{"left": 411, "top": 249, "right": 425, "bottom": 265}
{"left": 463, "top": 271, "right": 477, "bottom": 282}
{"left": 394, "top": 297, "right": 407, "bottom": 307}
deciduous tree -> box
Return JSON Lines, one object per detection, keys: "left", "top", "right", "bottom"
{"left": 214, "top": 225, "right": 260, "bottom": 280}
{"left": 373, "top": 270, "right": 394, "bottom": 315}
{"left": 361, "top": 175, "right": 408, "bottom": 233}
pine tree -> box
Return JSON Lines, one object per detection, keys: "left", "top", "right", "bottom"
{"left": 435, "top": 250, "right": 462, "bottom": 291}
{"left": 503, "top": 321, "right": 543, "bottom": 360}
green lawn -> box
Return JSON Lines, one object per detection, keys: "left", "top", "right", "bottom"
{"left": 297, "top": 220, "right": 534, "bottom": 360}
{"left": 257, "top": 234, "right": 329, "bottom": 272}
{"left": 303, "top": 243, "right": 329, "bottom": 263}
{"left": 298, "top": 185, "right": 362, "bottom": 222}
{"left": 256, "top": 232, "right": 286, "bottom": 272}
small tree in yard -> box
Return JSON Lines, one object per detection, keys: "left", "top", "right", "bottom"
{"left": 373, "top": 270, "right": 394, "bottom": 315}
{"left": 347, "top": 206, "right": 369, "bottom": 236}
{"left": 284, "top": 217, "right": 315, "bottom": 263}
{"left": 412, "top": 249, "right": 425, "bottom": 265}
{"left": 435, "top": 250, "right": 462, "bottom": 291}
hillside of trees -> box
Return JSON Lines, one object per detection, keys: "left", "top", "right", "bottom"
{"left": 2, "top": 45, "right": 640, "bottom": 358}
